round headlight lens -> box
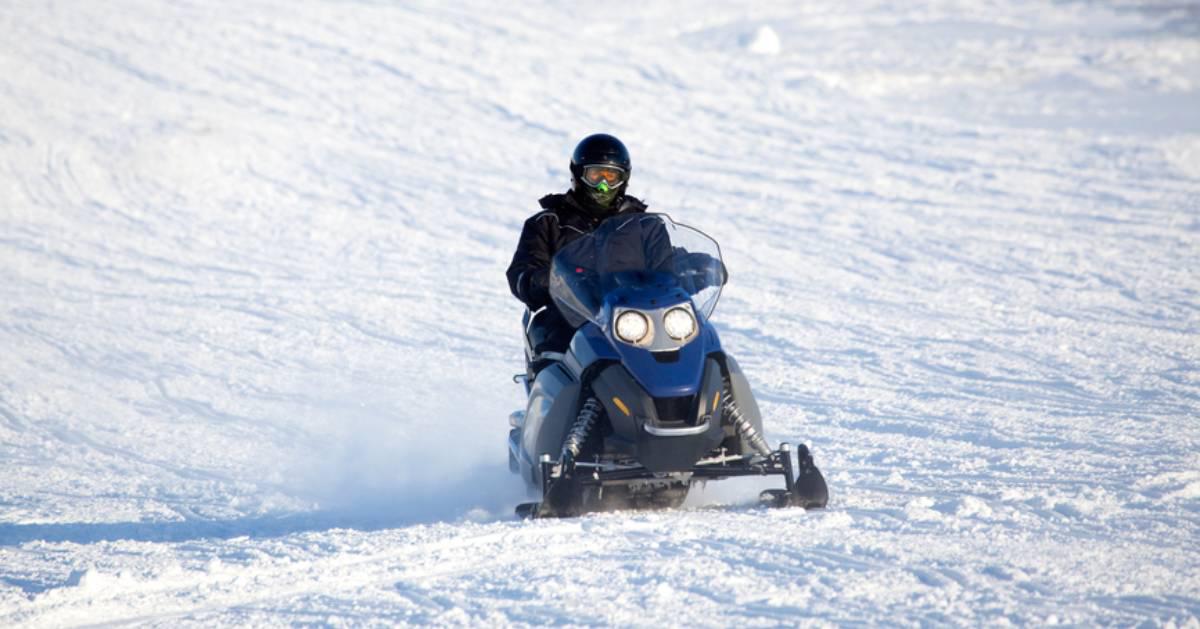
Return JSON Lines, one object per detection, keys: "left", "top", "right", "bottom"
{"left": 663, "top": 307, "right": 696, "bottom": 340}
{"left": 615, "top": 311, "right": 650, "bottom": 344}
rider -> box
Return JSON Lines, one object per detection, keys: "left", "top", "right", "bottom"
{"left": 506, "top": 133, "right": 647, "bottom": 355}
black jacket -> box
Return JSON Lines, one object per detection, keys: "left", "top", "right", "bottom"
{"left": 506, "top": 191, "right": 647, "bottom": 311}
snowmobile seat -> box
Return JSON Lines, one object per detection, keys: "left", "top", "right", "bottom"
{"left": 523, "top": 308, "right": 572, "bottom": 377}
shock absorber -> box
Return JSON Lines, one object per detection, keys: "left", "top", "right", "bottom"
{"left": 561, "top": 397, "right": 603, "bottom": 460}
{"left": 722, "top": 382, "right": 771, "bottom": 457}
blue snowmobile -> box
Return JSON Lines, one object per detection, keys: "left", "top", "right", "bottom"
{"left": 507, "top": 213, "right": 828, "bottom": 518}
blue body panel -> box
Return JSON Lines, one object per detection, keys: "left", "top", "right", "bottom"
{"left": 569, "top": 324, "right": 621, "bottom": 374}
{"left": 565, "top": 286, "right": 727, "bottom": 399}
{"left": 615, "top": 335, "right": 698, "bottom": 397}
{"left": 609, "top": 306, "right": 724, "bottom": 398}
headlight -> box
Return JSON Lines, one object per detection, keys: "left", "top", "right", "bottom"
{"left": 663, "top": 307, "right": 696, "bottom": 340}
{"left": 615, "top": 311, "right": 650, "bottom": 344}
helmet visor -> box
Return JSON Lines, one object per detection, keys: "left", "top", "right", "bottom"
{"left": 580, "top": 164, "right": 628, "bottom": 190}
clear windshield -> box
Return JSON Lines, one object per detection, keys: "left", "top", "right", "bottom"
{"left": 549, "top": 213, "right": 726, "bottom": 328}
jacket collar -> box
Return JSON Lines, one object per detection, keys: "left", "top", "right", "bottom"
{"left": 539, "top": 191, "right": 647, "bottom": 225}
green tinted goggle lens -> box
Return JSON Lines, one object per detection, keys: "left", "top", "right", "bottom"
{"left": 581, "top": 165, "right": 627, "bottom": 189}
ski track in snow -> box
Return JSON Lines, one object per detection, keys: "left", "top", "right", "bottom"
{"left": 1, "top": 0, "right": 1198, "bottom": 625}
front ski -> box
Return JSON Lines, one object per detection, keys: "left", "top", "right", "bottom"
{"left": 516, "top": 453, "right": 584, "bottom": 519}
{"left": 518, "top": 443, "right": 828, "bottom": 518}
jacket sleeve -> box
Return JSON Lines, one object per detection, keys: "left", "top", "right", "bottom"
{"left": 506, "top": 214, "right": 555, "bottom": 310}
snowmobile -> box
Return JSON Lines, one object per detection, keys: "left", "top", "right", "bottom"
{"left": 507, "top": 213, "right": 828, "bottom": 518}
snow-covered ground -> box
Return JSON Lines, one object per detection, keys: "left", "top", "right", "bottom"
{"left": 1, "top": 0, "right": 1198, "bottom": 625}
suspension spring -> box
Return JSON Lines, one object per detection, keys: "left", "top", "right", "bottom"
{"left": 562, "top": 397, "right": 603, "bottom": 460}
{"left": 722, "top": 382, "right": 771, "bottom": 456}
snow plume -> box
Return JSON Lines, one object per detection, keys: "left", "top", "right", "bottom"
{"left": 288, "top": 375, "right": 525, "bottom": 527}
{"left": 684, "top": 476, "right": 776, "bottom": 509}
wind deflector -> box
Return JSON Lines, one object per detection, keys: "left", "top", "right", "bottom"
{"left": 549, "top": 213, "right": 726, "bottom": 329}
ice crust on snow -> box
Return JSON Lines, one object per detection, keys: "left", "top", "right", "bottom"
{"left": 1, "top": 0, "right": 1199, "bottom": 626}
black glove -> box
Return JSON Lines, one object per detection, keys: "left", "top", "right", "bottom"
{"left": 521, "top": 268, "right": 551, "bottom": 307}
{"left": 680, "top": 252, "right": 729, "bottom": 288}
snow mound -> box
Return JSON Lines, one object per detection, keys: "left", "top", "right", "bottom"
{"left": 955, "top": 496, "right": 994, "bottom": 519}
{"left": 744, "top": 25, "right": 781, "bottom": 56}
{"left": 1167, "top": 481, "right": 1200, "bottom": 501}
{"left": 1161, "top": 134, "right": 1200, "bottom": 179}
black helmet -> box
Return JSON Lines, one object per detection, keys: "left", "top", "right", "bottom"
{"left": 569, "top": 134, "right": 631, "bottom": 213}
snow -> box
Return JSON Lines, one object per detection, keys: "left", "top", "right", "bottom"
{"left": 745, "top": 26, "right": 782, "bottom": 56}
{"left": 1, "top": 0, "right": 1199, "bottom": 625}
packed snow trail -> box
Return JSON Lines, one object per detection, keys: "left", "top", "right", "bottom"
{"left": 1, "top": 0, "right": 1198, "bottom": 625}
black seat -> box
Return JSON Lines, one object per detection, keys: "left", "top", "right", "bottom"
{"left": 523, "top": 308, "right": 574, "bottom": 379}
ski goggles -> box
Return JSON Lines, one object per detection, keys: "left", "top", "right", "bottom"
{"left": 580, "top": 164, "right": 628, "bottom": 190}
